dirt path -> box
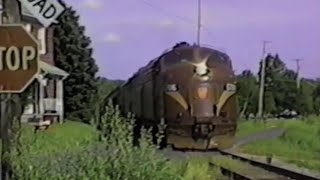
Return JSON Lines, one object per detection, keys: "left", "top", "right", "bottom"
{"left": 232, "top": 128, "right": 286, "bottom": 148}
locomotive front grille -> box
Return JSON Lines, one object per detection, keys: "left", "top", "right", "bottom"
{"left": 191, "top": 83, "right": 215, "bottom": 118}
{"left": 192, "top": 99, "right": 214, "bottom": 118}
{"left": 192, "top": 123, "right": 236, "bottom": 140}
{"left": 192, "top": 124, "right": 214, "bottom": 139}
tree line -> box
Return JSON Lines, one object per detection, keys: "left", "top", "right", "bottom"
{"left": 237, "top": 54, "right": 320, "bottom": 118}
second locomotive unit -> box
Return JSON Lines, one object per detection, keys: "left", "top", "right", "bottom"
{"left": 108, "top": 42, "right": 238, "bottom": 150}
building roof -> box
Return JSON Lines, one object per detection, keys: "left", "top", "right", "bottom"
{"left": 20, "top": 3, "right": 33, "bottom": 17}
{"left": 39, "top": 60, "right": 69, "bottom": 78}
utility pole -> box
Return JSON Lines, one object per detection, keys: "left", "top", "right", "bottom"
{"left": 257, "top": 40, "right": 271, "bottom": 119}
{"left": 0, "top": 0, "right": 9, "bottom": 178}
{"left": 196, "top": 0, "right": 201, "bottom": 45}
{"left": 0, "top": 1, "right": 4, "bottom": 178}
{"left": 293, "top": 59, "right": 302, "bottom": 89}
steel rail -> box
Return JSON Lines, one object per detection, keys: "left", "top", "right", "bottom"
{"left": 218, "top": 150, "right": 320, "bottom": 180}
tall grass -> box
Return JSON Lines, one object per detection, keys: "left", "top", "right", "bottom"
{"left": 11, "top": 105, "right": 175, "bottom": 179}
{"left": 17, "top": 121, "right": 100, "bottom": 156}
{"left": 10, "top": 105, "right": 223, "bottom": 179}
{"left": 174, "top": 158, "right": 223, "bottom": 180}
{"left": 238, "top": 116, "right": 320, "bottom": 171}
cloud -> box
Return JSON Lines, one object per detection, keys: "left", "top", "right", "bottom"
{"left": 201, "top": 6, "right": 312, "bottom": 29}
{"left": 102, "top": 33, "right": 121, "bottom": 44}
{"left": 102, "top": 18, "right": 177, "bottom": 28}
{"left": 82, "top": 0, "right": 104, "bottom": 10}
{"left": 158, "top": 19, "right": 175, "bottom": 28}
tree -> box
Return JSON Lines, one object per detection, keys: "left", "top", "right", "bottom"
{"left": 257, "top": 54, "right": 280, "bottom": 115}
{"left": 236, "top": 70, "right": 258, "bottom": 118}
{"left": 53, "top": 6, "right": 99, "bottom": 123}
{"left": 90, "top": 77, "right": 121, "bottom": 127}
{"left": 313, "top": 84, "right": 320, "bottom": 115}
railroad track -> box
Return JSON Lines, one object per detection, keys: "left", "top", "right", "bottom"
{"left": 210, "top": 150, "right": 320, "bottom": 180}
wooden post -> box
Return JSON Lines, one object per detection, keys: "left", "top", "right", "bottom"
{"left": 1, "top": 1, "right": 23, "bottom": 178}
{"left": 38, "top": 75, "right": 44, "bottom": 120}
{"left": 56, "top": 79, "right": 64, "bottom": 123}
{"left": 0, "top": 1, "right": 3, "bottom": 177}
{"left": 257, "top": 40, "right": 271, "bottom": 119}
{"left": 293, "top": 59, "right": 302, "bottom": 90}
{"left": 0, "top": 1, "right": 11, "bottom": 177}
{"left": 0, "top": 86, "right": 11, "bottom": 180}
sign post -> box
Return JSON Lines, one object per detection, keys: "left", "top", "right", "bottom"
{"left": 0, "top": 24, "right": 39, "bottom": 179}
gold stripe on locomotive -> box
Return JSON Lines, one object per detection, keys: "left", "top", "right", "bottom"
{"left": 216, "top": 83, "right": 237, "bottom": 116}
{"left": 165, "top": 91, "right": 188, "bottom": 110}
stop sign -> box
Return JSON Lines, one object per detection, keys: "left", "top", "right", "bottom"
{"left": 0, "top": 24, "right": 39, "bottom": 93}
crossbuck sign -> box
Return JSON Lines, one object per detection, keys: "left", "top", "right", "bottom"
{"left": 19, "top": 0, "right": 66, "bottom": 27}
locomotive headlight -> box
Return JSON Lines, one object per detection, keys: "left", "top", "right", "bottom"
{"left": 197, "top": 86, "right": 208, "bottom": 99}
{"left": 195, "top": 66, "right": 208, "bottom": 76}
{"left": 194, "top": 61, "right": 210, "bottom": 77}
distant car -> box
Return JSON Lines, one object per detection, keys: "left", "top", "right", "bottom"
{"left": 277, "top": 109, "right": 298, "bottom": 119}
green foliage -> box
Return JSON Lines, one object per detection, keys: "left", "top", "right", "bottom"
{"left": 238, "top": 117, "right": 320, "bottom": 171}
{"left": 236, "top": 70, "right": 259, "bottom": 117}
{"left": 313, "top": 84, "right": 320, "bottom": 114}
{"left": 90, "top": 77, "right": 120, "bottom": 126}
{"left": 53, "top": 5, "right": 99, "bottom": 123}
{"left": 174, "top": 158, "right": 222, "bottom": 180}
{"left": 11, "top": 105, "right": 218, "bottom": 179}
{"left": 237, "top": 53, "right": 319, "bottom": 117}
{"left": 17, "top": 121, "right": 99, "bottom": 156}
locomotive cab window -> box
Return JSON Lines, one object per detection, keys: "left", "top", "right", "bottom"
{"left": 166, "top": 84, "right": 178, "bottom": 92}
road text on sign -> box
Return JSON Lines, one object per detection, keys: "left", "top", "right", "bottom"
{"left": 19, "top": 0, "right": 66, "bottom": 27}
{"left": 0, "top": 47, "right": 37, "bottom": 71}
{"left": 0, "top": 25, "right": 39, "bottom": 93}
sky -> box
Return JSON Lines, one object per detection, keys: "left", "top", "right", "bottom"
{"left": 65, "top": 0, "right": 320, "bottom": 80}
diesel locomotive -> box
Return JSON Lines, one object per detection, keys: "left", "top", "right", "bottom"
{"left": 108, "top": 42, "right": 238, "bottom": 150}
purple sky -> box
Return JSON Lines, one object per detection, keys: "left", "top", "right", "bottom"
{"left": 66, "top": 0, "right": 320, "bottom": 80}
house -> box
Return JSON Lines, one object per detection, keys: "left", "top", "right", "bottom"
{"left": 0, "top": 0, "right": 69, "bottom": 124}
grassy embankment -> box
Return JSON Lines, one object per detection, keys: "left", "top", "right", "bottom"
{"left": 18, "top": 121, "right": 100, "bottom": 156}
{"left": 236, "top": 116, "right": 320, "bottom": 171}
{"left": 12, "top": 117, "right": 223, "bottom": 179}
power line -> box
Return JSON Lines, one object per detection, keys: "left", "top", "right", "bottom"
{"left": 138, "top": 0, "right": 195, "bottom": 25}
{"left": 136, "top": 0, "right": 216, "bottom": 43}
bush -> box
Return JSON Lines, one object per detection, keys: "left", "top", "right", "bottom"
{"left": 11, "top": 104, "right": 181, "bottom": 180}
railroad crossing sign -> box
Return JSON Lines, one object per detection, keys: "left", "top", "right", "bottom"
{"left": 0, "top": 24, "right": 40, "bottom": 93}
{"left": 19, "top": 0, "right": 66, "bottom": 27}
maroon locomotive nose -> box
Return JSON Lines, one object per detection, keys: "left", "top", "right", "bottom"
{"left": 191, "top": 83, "right": 215, "bottom": 118}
